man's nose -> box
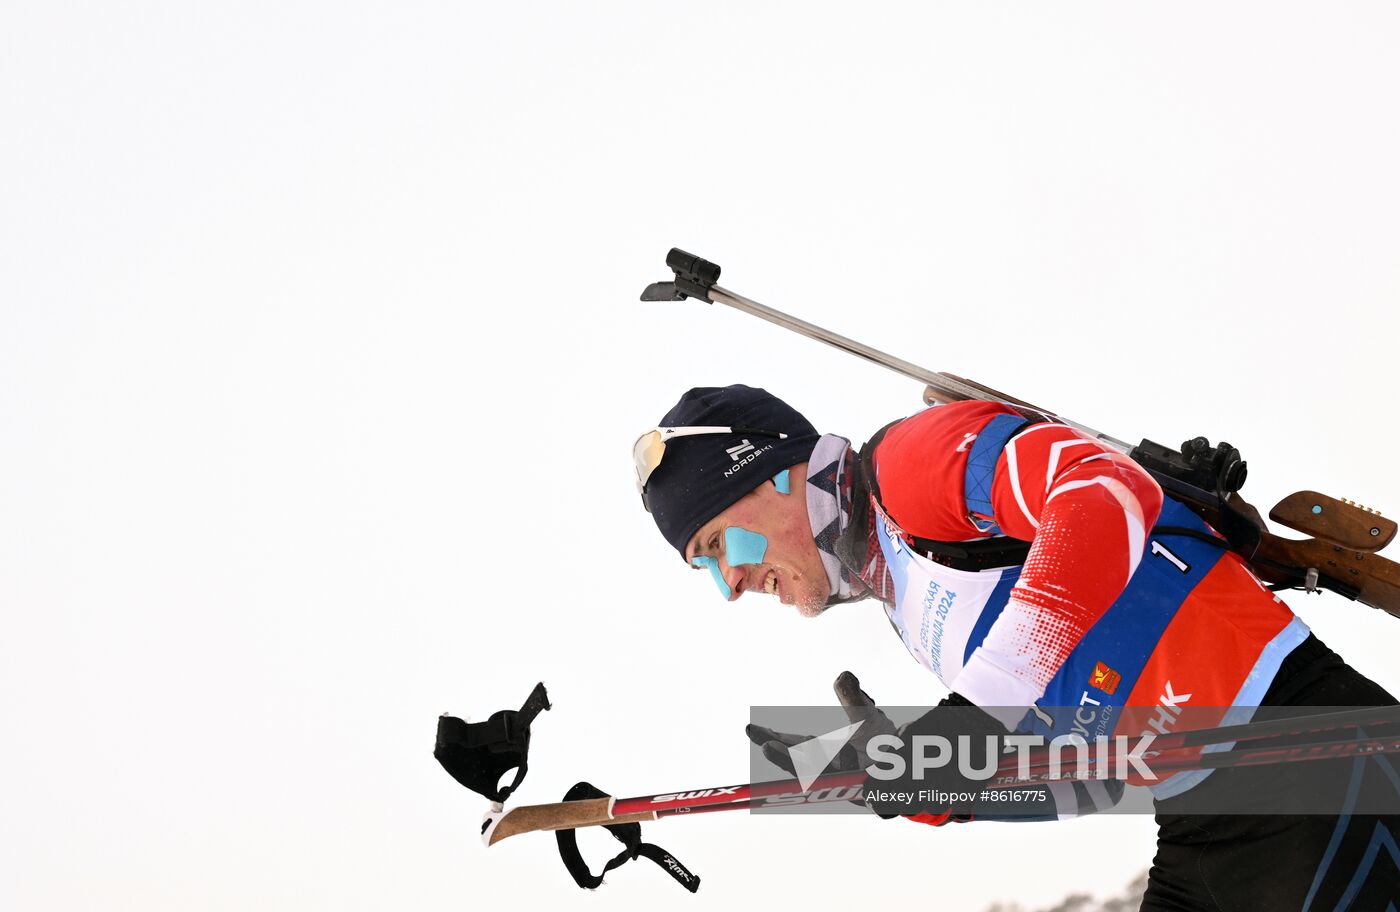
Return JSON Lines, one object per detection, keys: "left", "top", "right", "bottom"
{"left": 721, "top": 560, "right": 746, "bottom": 601}
{"left": 692, "top": 554, "right": 743, "bottom": 601}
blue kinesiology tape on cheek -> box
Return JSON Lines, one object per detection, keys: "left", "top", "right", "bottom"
{"left": 691, "top": 555, "right": 732, "bottom": 599}
{"left": 724, "top": 526, "right": 768, "bottom": 566}
{"left": 773, "top": 469, "right": 791, "bottom": 494}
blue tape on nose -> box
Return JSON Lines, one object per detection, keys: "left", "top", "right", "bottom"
{"left": 773, "top": 469, "right": 791, "bottom": 494}
{"left": 691, "top": 555, "right": 732, "bottom": 599}
{"left": 725, "top": 526, "right": 768, "bottom": 566}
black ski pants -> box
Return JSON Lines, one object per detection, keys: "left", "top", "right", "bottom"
{"left": 1141, "top": 634, "right": 1400, "bottom": 911}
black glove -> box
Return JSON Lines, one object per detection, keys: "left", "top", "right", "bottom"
{"left": 863, "top": 692, "right": 1010, "bottom": 819}
{"left": 746, "top": 671, "right": 898, "bottom": 805}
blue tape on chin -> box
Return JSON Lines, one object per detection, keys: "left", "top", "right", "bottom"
{"left": 773, "top": 469, "right": 791, "bottom": 494}
{"left": 725, "top": 526, "right": 768, "bottom": 566}
{"left": 691, "top": 555, "right": 732, "bottom": 599}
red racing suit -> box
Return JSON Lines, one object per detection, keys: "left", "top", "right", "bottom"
{"left": 860, "top": 400, "right": 1308, "bottom": 802}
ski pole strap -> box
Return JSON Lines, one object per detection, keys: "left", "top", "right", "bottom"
{"left": 555, "top": 782, "right": 701, "bottom": 892}
{"left": 963, "top": 413, "right": 1040, "bottom": 532}
{"left": 434, "top": 682, "right": 551, "bottom": 804}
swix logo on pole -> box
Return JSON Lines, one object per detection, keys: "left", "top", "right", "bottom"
{"left": 725, "top": 440, "right": 755, "bottom": 460}
{"left": 652, "top": 787, "right": 741, "bottom": 804}
{"left": 762, "top": 785, "right": 866, "bottom": 807}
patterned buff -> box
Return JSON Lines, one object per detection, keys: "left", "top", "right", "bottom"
{"left": 805, "top": 434, "right": 870, "bottom": 607}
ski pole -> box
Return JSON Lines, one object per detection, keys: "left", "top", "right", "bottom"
{"left": 1010, "top": 703, "right": 1400, "bottom": 778}
{"left": 995, "top": 730, "right": 1400, "bottom": 784}
{"left": 693, "top": 729, "right": 1400, "bottom": 802}
{"left": 484, "top": 732, "right": 1400, "bottom": 845}
{"left": 482, "top": 704, "right": 1400, "bottom": 845}
{"left": 482, "top": 772, "right": 868, "bottom": 845}
{"left": 1139, "top": 732, "right": 1400, "bottom": 774}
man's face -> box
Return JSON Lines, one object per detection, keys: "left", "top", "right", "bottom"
{"left": 684, "top": 463, "right": 831, "bottom": 617}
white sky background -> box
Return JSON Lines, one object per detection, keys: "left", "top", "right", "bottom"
{"left": 3, "top": 2, "right": 1399, "bottom": 909}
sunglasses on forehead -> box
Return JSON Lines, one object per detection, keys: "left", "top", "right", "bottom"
{"left": 633, "top": 425, "right": 789, "bottom": 512}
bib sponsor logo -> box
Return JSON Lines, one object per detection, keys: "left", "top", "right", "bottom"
{"left": 1070, "top": 691, "right": 1114, "bottom": 741}
{"left": 1090, "top": 661, "right": 1122, "bottom": 695}
{"left": 1140, "top": 681, "right": 1192, "bottom": 737}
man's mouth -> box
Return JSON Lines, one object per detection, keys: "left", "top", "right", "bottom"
{"left": 763, "top": 569, "right": 779, "bottom": 597}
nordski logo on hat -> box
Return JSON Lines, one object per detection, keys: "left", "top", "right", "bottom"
{"left": 724, "top": 443, "right": 774, "bottom": 477}
{"left": 725, "top": 440, "right": 756, "bottom": 460}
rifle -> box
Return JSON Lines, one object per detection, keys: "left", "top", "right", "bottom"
{"left": 640, "top": 248, "right": 1400, "bottom": 620}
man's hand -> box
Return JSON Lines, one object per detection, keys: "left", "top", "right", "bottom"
{"left": 746, "top": 677, "right": 1044, "bottom": 824}
{"left": 746, "top": 671, "right": 898, "bottom": 780}
{"left": 863, "top": 693, "right": 1007, "bottom": 818}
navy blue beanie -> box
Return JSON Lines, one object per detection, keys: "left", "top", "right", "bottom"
{"left": 646, "top": 385, "right": 820, "bottom": 559}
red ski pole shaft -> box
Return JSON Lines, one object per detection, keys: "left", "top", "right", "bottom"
{"left": 657, "top": 733, "right": 1400, "bottom": 824}
{"left": 629, "top": 706, "right": 1400, "bottom": 815}
{"left": 484, "top": 706, "right": 1400, "bottom": 844}
{"left": 996, "top": 704, "right": 1400, "bottom": 779}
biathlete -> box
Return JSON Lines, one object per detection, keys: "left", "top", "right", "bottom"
{"left": 634, "top": 384, "right": 1400, "bottom": 911}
